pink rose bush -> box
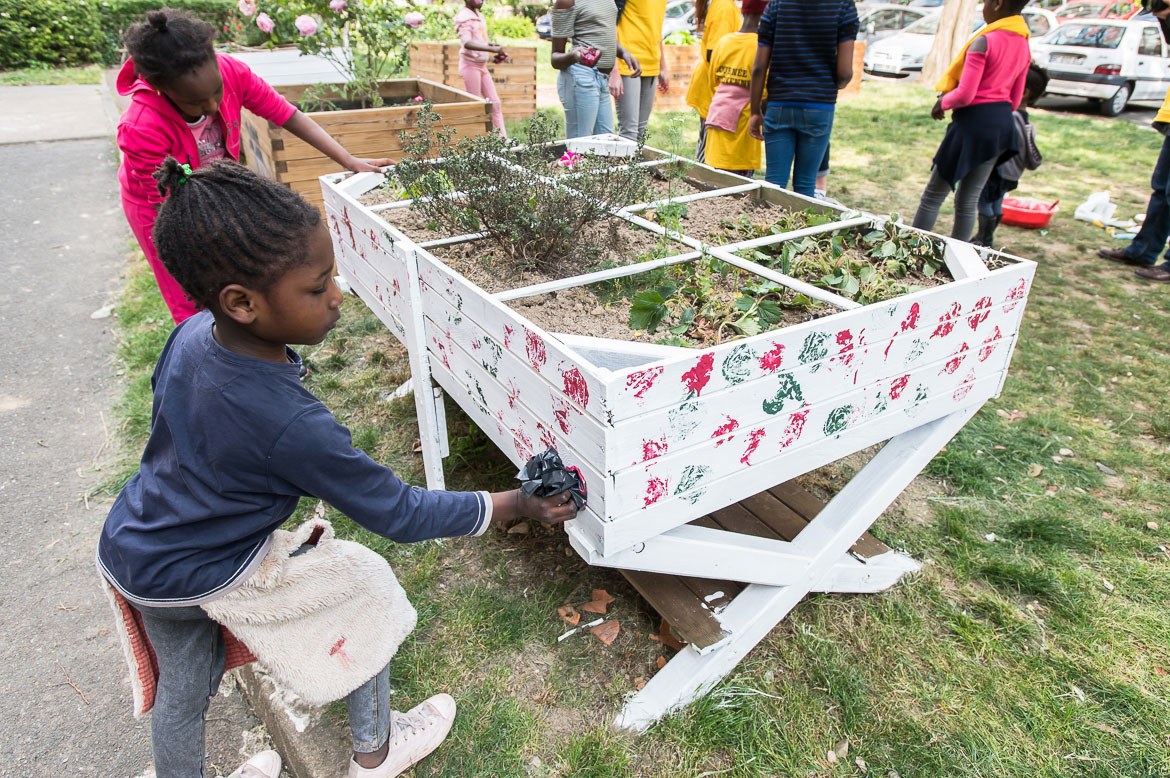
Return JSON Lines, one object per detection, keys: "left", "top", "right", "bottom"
{"left": 328, "top": 0, "right": 347, "bottom": 11}
{"left": 237, "top": 0, "right": 257, "bottom": 16}
{"left": 255, "top": 12, "right": 274, "bottom": 32}
{"left": 294, "top": 14, "right": 318, "bottom": 35}
{"left": 404, "top": 11, "right": 425, "bottom": 27}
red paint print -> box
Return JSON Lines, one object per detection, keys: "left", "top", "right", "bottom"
{"left": 931, "top": 302, "right": 962, "bottom": 339}
{"left": 642, "top": 436, "right": 669, "bottom": 462}
{"left": 644, "top": 476, "right": 669, "bottom": 508}
{"left": 625, "top": 366, "right": 664, "bottom": 399}
{"left": 978, "top": 326, "right": 1003, "bottom": 362}
{"left": 778, "top": 408, "right": 809, "bottom": 450}
{"left": 711, "top": 416, "right": 739, "bottom": 447}
{"left": 758, "top": 343, "right": 785, "bottom": 373}
{"left": 330, "top": 213, "right": 341, "bottom": 237}
{"left": 901, "top": 302, "right": 921, "bottom": 332}
{"left": 503, "top": 324, "right": 515, "bottom": 349}
{"left": 940, "top": 342, "right": 970, "bottom": 375}
{"left": 329, "top": 638, "right": 352, "bottom": 669}
{"left": 740, "top": 428, "right": 766, "bottom": 465}
{"left": 561, "top": 366, "right": 590, "bottom": 409}
{"left": 513, "top": 427, "right": 534, "bottom": 462}
{"left": 505, "top": 378, "right": 520, "bottom": 409}
{"left": 551, "top": 393, "right": 579, "bottom": 435}
{"left": 681, "top": 353, "right": 715, "bottom": 397}
{"left": 952, "top": 369, "right": 977, "bottom": 401}
{"left": 537, "top": 422, "right": 557, "bottom": 450}
{"left": 967, "top": 296, "right": 991, "bottom": 331}
{"left": 889, "top": 374, "right": 910, "bottom": 399}
{"left": 1003, "top": 279, "right": 1027, "bottom": 313}
{"left": 341, "top": 206, "right": 356, "bottom": 249}
{"left": 391, "top": 278, "right": 400, "bottom": 297}
{"left": 525, "top": 328, "right": 547, "bottom": 371}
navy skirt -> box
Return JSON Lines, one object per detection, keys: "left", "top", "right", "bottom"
{"left": 932, "top": 101, "right": 1018, "bottom": 188}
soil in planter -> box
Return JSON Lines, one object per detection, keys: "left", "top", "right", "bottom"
{"left": 511, "top": 259, "right": 831, "bottom": 348}
{"left": 642, "top": 193, "right": 809, "bottom": 246}
{"left": 429, "top": 218, "right": 686, "bottom": 294}
{"left": 739, "top": 225, "right": 953, "bottom": 306}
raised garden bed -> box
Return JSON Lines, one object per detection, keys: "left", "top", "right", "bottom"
{"left": 240, "top": 78, "right": 491, "bottom": 212}
{"left": 320, "top": 135, "right": 1035, "bottom": 555}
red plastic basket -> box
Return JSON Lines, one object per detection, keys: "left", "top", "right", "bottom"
{"left": 1001, "top": 196, "right": 1059, "bottom": 229}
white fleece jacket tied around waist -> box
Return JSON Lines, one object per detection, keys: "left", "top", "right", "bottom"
{"left": 202, "top": 519, "right": 417, "bottom": 706}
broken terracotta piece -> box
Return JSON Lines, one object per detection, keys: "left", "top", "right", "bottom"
{"left": 591, "top": 620, "right": 620, "bottom": 646}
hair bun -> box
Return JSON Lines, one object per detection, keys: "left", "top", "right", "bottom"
{"left": 146, "top": 10, "right": 168, "bottom": 33}
{"left": 154, "top": 157, "right": 189, "bottom": 198}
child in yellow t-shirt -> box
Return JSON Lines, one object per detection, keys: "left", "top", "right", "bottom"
{"left": 685, "top": 0, "right": 742, "bottom": 162}
{"left": 704, "top": 0, "right": 766, "bottom": 175}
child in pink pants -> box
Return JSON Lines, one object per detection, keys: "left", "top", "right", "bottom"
{"left": 455, "top": 0, "right": 507, "bottom": 136}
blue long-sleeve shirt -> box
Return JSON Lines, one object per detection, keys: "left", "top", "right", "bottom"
{"left": 97, "top": 312, "right": 490, "bottom": 606}
{"left": 757, "top": 0, "right": 859, "bottom": 107}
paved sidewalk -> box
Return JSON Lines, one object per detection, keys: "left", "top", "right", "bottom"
{"left": 0, "top": 85, "right": 276, "bottom": 777}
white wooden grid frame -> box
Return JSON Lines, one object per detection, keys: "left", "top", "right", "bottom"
{"left": 319, "top": 136, "right": 1036, "bottom": 730}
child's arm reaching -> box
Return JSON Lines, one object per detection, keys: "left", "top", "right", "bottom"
{"left": 268, "top": 406, "right": 578, "bottom": 543}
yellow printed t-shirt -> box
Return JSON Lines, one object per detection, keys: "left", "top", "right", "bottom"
{"left": 705, "top": 32, "right": 761, "bottom": 171}
{"left": 617, "top": 0, "right": 668, "bottom": 77}
{"left": 686, "top": 0, "right": 743, "bottom": 116}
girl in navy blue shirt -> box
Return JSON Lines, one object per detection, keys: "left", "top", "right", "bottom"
{"left": 98, "top": 158, "right": 577, "bottom": 778}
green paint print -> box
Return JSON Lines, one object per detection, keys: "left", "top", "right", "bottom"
{"left": 762, "top": 373, "right": 804, "bottom": 415}
{"left": 904, "top": 337, "right": 927, "bottom": 367}
{"left": 674, "top": 464, "right": 710, "bottom": 498}
{"left": 480, "top": 335, "right": 502, "bottom": 378}
{"left": 904, "top": 383, "right": 930, "bottom": 417}
{"left": 799, "top": 331, "right": 830, "bottom": 372}
{"left": 668, "top": 400, "right": 703, "bottom": 439}
{"left": 871, "top": 390, "right": 889, "bottom": 417}
{"left": 721, "top": 344, "right": 757, "bottom": 384}
{"left": 823, "top": 404, "right": 854, "bottom": 436}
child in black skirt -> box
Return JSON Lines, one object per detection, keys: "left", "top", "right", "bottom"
{"left": 912, "top": 0, "right": 1033, "bottom": 241}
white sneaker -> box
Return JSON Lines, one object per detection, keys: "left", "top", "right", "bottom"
{"left": 227, "top": 750, "right": 282, "bottom": 778}
{"left": 347, "top": 693, "right": 457, "bottom": 778}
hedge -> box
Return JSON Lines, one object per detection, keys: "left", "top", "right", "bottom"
{"left": 486, "top": 14, "right": 536, "bottom": 40}
{"left": 98, "top": 0, "right": 236, "bottom": 65}
{"left": 0, "top": 0, "right": 105, "bottom": 69}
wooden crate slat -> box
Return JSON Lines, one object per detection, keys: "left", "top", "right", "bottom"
{"left": 620, "top": 570, "right": 727, "bottom": 649}
{"left": 409, "top": 40, "right": 536, "bottom": 119}
{"left": 707, "top": 503, "right": 782, "bottom": 540}
{"left": 766, "top": 483, "right": 825, "bottom": 522}
{"left": 736, "top": 492, "right": 809, "bottom": 541}
{"left": 273, "top": 119, "right": 494, "bottom": 164}
{"left": 675, "top": 575, "right": 741, "bottom": 609}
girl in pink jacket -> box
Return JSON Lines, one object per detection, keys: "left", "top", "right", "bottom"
{"left": 117, "top": 9, "right": 390, "bottom": 323}
{"left": 454, "top": 0, "right": 507, "bottom": 136}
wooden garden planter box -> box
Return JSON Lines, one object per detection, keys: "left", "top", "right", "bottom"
{"left": 319, "top": 137, "right": 1034, "bottom": 555}
{"left": 317, "top": 135, "right": 1036, "bottom": 727}
{"left": 409, "top": 40, "right": 538, "bottom": 121}
{"left": 240, "top": 78, "right": 491, "bottom": 211}
{"left": 654, "top": 42, "right": 701, "bottom": 112}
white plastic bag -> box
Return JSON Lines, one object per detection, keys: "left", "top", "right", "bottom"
{"left": 1074, "top": 191, "right": 1117, "bottom": 223}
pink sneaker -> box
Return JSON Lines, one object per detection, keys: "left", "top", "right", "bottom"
{"left": 347, "top": 693, "right": 457, "bottom": 778}
{"left": 227, "top": 750, "right": 282, "bottom": 778}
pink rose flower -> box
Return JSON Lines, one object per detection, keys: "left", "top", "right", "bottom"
{"left": 329, "top": 0, "right": 347, "bottom": 11}
{"left": 404, "top": 11, "right": 425, "bottom": 28}
{"left": 294, "top": 14, "right": 318, "bottom": 35}
{"left": 237, "top": 0, "right": 257, "bottom": 16}
{"left": 255, "top": 12, "right": 274, "bottom": 32}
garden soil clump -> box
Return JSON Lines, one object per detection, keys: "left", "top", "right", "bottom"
{"left": 429, "top": 219, "right": 684, "bottom": 294}
{"left": 647, "top": 194, "right": 807, "bottom": 245}
{"left": 510, "top": 287, "right": 665, "bottom": 344}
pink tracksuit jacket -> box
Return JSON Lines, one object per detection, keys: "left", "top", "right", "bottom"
{"left": 117, "top": 53, "right": 297, "bottom": 323}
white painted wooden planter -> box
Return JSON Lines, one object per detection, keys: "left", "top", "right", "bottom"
{"left": 319, "top": 135, "right": 1035, "bottom": 730}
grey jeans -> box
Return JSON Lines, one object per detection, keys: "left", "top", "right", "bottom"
{"left": 137, "top": 603, "right": 391, "bottom": 778}
{"left": 615, "top": 75, "right": 658, "bottom": 142}
{"left": 912, "top": 157, "right": 997, "bottom": 241}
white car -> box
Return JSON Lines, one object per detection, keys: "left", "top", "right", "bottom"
{"left": 865, "top": 7, "right": 1057, "bottom": 78}
{"left": 858, "top": 4, "right": 934, "bottom": 43}
{"left": 1032, "top": 18, "right": 1170, "bottom": 115}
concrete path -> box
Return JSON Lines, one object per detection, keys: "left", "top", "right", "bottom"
{"left": 0, "top": 86, "right": 274, "bottom": 777}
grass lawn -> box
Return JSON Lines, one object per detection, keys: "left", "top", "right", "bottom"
{"left": 106, "top": 81, "right": 1170, "bottom": 777}
{"left": 0, "top": 64, "right": 103, "bottom": 86}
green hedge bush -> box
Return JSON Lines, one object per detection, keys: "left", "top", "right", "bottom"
{"left": 486, "top": 14, "right": 535, "bottom": 40}
{"left": 97, "top": 0, "right": 236, "bottom": 65}
{"left": 513, "top": 2, "right": 547, "bottom": 24}
{"left": 0, "top": 0, "right": 105, "bottom": 69}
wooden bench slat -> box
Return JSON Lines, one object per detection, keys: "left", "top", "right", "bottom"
{"left": 620, "top": 570, "right": 727, "bottom": 649}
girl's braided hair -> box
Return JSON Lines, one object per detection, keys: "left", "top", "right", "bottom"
{"left": 124, "top": 8, "right": 216, "bottom": 87}
{"left": 152, "top": 158, "right": 322, "bottom": 310}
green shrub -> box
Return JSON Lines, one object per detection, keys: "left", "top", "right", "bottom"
{"left": 412, "top": 3, "right": 456, "bottom": 41}
{"left": 513, "top": 1, "right": 546, "bottom": 24}
{"left": 486, "top": 14, "right": 535, "bottom": 40}
{"left": 0, "top": 0, "right": 105, "bottom": 69}
{"left": 96, "top": 0, "right": 235, "bottom": 65}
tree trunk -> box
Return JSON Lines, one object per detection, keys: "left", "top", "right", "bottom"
{"left": 919, "top": 0, "right": 979, "bottom": 88}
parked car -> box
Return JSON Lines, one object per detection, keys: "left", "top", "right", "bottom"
{"left": 864, "top": 7, "right": 1057, "bottom": 78}
{"left": 536, "top": 11, "right": 551, "bottom": 39}
{"left": 858, "top": 4, "right": 934, "bottom": 42}
{"left": 661, "top": 0, "right": 697, "bottom": 40}
{"left": 1053, "top": 0, "right": 1141, "bottom": 22}
{"left": 1033, "top": 18, "right": 1170, "bottom": 115}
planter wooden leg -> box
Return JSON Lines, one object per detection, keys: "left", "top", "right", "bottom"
{"left": 614, "top": 405, "right": 979, "bottom": 732}
{"left": 404, "top": 249, "right": 447, "bottom": 490}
